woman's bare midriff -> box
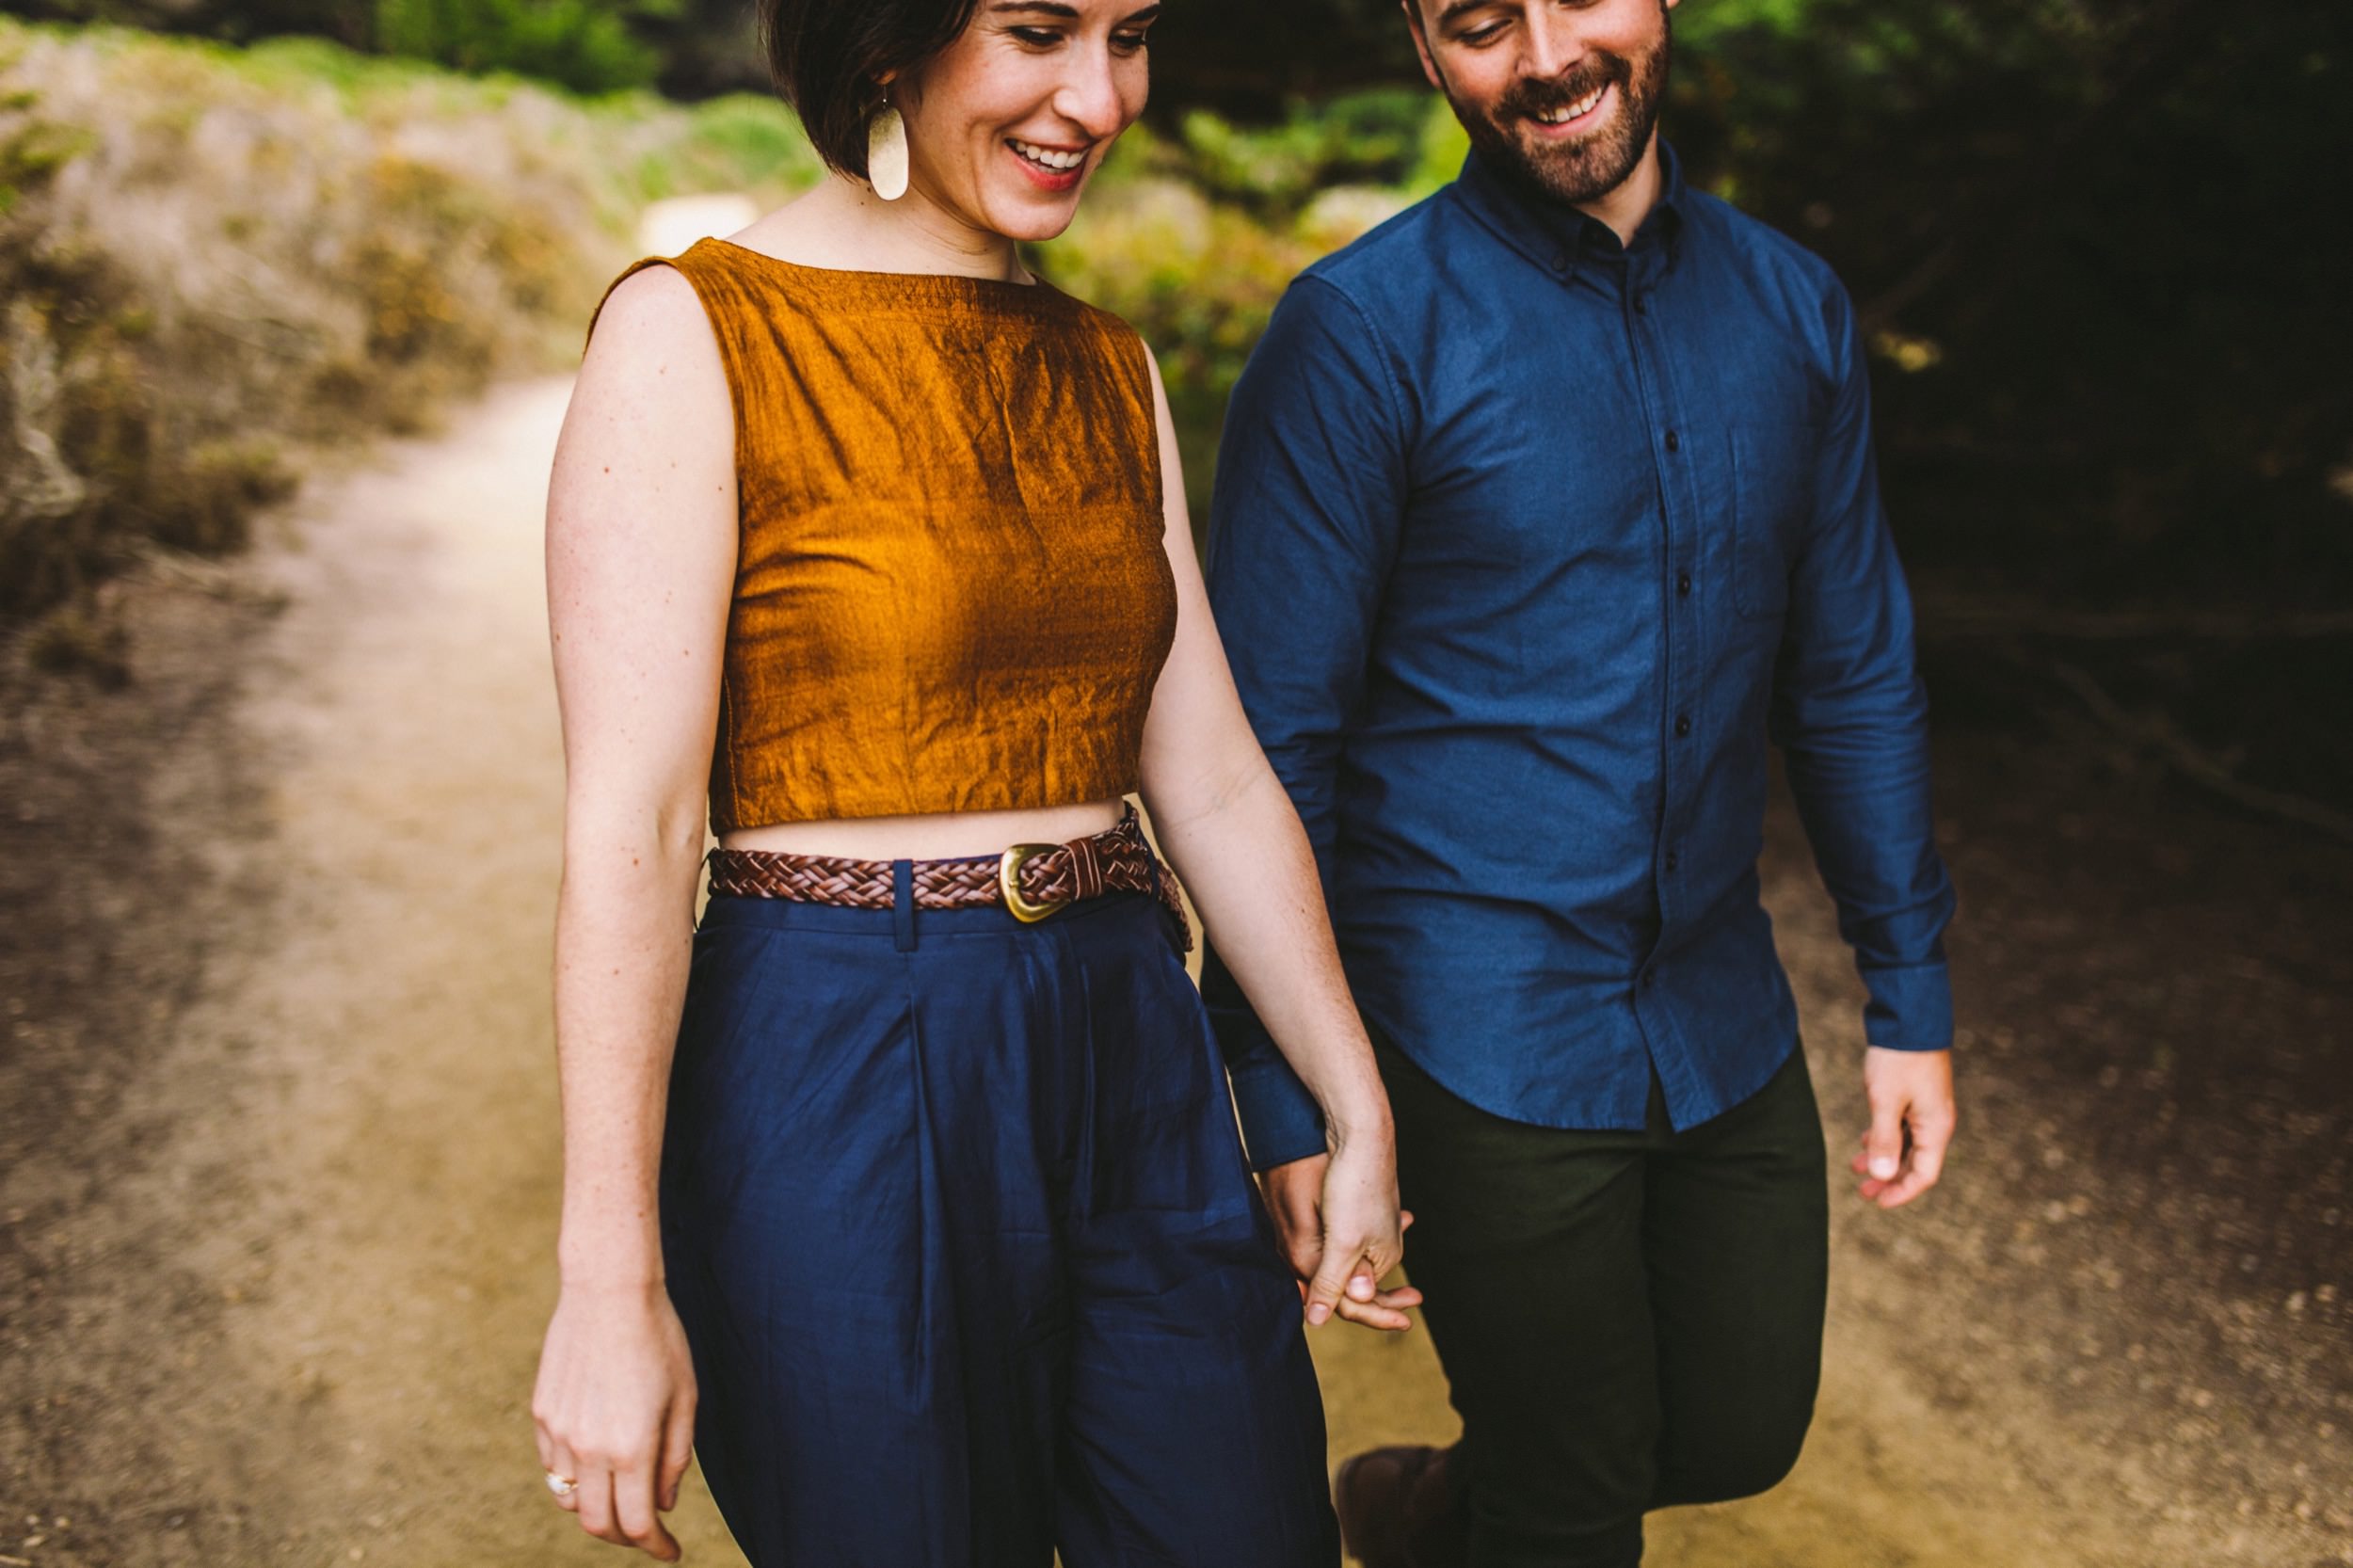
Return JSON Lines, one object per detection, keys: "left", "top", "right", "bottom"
{"left": 717, "top": 795, "right": 1131, "bottom": 863}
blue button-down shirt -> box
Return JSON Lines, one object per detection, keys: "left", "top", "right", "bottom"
{"left": 1200, "top": 142, "right": 1958, "bottom": 1170}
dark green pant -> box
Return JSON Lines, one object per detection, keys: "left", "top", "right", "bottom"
{"left": 1379, "top": 1033, "right": 1830, "bottom": 1568}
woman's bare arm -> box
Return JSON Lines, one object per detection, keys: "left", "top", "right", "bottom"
{"left": 1132, "top": 348, "right": 1416, "bottom": 1332}
{"left": 534, "top": 262, "right": 735, "bottom": 1560}
{"left": 546, "top": 261, "right": 735, "bottom": 1288}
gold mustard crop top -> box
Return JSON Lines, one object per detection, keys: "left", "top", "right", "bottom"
{"left": 585, "top": 238, "right": 1179, "bottom": 833}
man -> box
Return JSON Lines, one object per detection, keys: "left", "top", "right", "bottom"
{"left": 1197, "top": 2, "right": 1961, "bottom": 1564}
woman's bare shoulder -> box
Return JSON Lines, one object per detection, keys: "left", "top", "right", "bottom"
{"left": 554, "top": 261, "right": 735, "bottom": 527}
{"left": 582, "top": 264, "right": 723, "bottom": 382}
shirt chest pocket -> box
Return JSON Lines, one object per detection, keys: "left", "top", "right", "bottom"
{"left": 1728, "top": 423, "right": 1820, "bottom": 621}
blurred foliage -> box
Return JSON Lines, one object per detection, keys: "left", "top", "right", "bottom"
{"left": 0, "top": 0, "right": 701, "bottom": 92}
{"left": 369, "top": 0, "right": 669, "bottom": 92}
{"left": 0, "top": 15, "right": 817, "bottom": 626}
{"left": 1168, "top": 88, "right": 1426, "bottom": 211}
{"left": 0, "top": 0, "right": 1417, "bottom": 102}
{"left": 1144, "top": 0, "right": 1421, "bottom": 118}
{"left": 1664, "top": 0, "right": 2353, "bottom": 609}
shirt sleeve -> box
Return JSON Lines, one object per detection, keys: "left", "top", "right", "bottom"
{"left": 1769, "top": 278, "right": 1959, "bottom": 1051}
{"left": 1199, "top": 274, "right": 1412, "bottom": 1168}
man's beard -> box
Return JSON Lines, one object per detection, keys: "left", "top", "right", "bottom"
{"left": 1444, "top": 9, "right": 1672, "bottom": 210}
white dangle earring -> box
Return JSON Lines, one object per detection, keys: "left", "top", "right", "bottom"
{"left": 867, "top": 96, "right": 909, "bottom": 201}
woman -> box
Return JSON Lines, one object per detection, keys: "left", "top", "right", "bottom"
{"left": 529, "top": 0, "right": 1417, "bottom": 1562}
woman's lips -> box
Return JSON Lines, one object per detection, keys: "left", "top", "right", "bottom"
{"left": 1006, "top": 138, "right": 1089, "bottom": 191}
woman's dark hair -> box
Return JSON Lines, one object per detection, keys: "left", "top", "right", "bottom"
{"left": 760, "top": 0, "right": 984, "bottom": 181}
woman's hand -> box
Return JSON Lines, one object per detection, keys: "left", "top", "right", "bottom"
{"left": 531, "top": 1279, "right": 699, "bottom": 1560}
{"left": 1298, "top": 1128, "right": 1422, "bottom": 1334}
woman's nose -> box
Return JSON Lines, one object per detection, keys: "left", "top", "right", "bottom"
{"left": 1053, "top": 49, "right": 1129, "bottom": 141}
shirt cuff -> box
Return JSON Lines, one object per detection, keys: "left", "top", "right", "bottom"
{"left": 1860, "top": 959, "right": 1955, "bottom": 1050}
{"left": 1224, "top": 1045, "right": 1329, "bottom": 1171}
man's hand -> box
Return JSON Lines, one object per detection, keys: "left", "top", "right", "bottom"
{"left": 1257, "top": 1152, "right": 1422, "bottom": 1330}
{"left": 1852, "top": 1046, "right": 1956, "bottom": 1208}
{"left": 1259, "top": 1152, "right": 1330, "bottom": 1281}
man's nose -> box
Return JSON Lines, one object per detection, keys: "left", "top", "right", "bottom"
{"left": 1518, "top": 8, "right": 1589, "bottom": 82}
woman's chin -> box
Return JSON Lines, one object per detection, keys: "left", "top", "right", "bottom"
{"left": 981, "top": 194, "right": 1087, "bottom": 247}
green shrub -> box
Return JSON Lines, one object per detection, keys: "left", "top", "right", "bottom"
{"left": 1164, "top": 87, "right": 1432, "bottom": 216}
{"left": 371, "top": 0, "right": 663, "bottom": 94}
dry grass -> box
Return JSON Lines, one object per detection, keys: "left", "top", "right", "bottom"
{"left": 0, "top": 18, "right": 820, "bottom": 637}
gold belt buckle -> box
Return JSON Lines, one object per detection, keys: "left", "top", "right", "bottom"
{"left": 998, "top": 842, "right": 1064, "bottom": 923}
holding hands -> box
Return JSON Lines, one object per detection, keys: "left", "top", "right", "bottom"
{"left": 1259, "top": 1131, "right": 1423, "bottom": 1333}
{"left": 1258, "top": 1040, "right": 1959, "bottom": 1343}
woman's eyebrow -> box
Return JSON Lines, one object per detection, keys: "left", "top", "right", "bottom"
{"left": 989, "top": 2, "right": 1163, "bottom": 23}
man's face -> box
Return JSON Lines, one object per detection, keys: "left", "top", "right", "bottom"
{"left": 1407, "top": 0, "right": 1675, "bottom": 208}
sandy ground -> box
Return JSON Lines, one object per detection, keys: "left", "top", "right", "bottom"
{"left": 3, "top": 374, "right": 2348, "bottom": 1568}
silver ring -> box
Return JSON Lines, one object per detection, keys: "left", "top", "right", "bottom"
{"left": 545, "top": 1470, "right": 579, "bottom": 1498}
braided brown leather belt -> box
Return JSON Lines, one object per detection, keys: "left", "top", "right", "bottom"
{"left": 705, "top": 805, "right": 1193, "bottom": 951}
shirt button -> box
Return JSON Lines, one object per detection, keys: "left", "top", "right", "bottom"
{"left": 1551, "top": 251, "right": 1570, "bottom": 272}
{"left": 1665, "top": 430, "right": 1682, "bottom": 453}
{"left": 1665, "top": 851, "right": 1681, "bottom": 872}
{"left": 1676, "top": 572, "right": 1692, "bottom": 597}
{"left": 1641, "top": 970, "right": 1657, "bottom": 990}
{"left": 1634, "top": 296, "right": 1649, "bottom": 315}
{"left": 1674, "top": 714, "right": 1693, "bottom": 737}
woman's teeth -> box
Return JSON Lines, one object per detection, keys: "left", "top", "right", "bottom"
{"left": 1012, "top": 140, "right": 1086, "bottom": 172}
{"left": 1533, "top": 85, "right": 1609, "bottom": 125}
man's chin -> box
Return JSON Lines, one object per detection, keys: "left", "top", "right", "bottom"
{"left": 1481, "top": 119, "right": 1641, "bottom": 207}
{"left": 1504, "top": 151, "right": 1615, "bottom": 207}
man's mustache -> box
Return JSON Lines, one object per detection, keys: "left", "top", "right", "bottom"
{"left": 1497, "top": 56, "right": 1631, "bottom": 120}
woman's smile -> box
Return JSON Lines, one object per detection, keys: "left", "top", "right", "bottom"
{"left": 1006, "top": 136, "right": 1093, "bottom": 189}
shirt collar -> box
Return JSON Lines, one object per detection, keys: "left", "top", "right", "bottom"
{"left": 1452, "top": 135, "right": 1689, "bottom": 282}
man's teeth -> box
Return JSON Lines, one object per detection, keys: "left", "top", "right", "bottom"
{"left": 1012, "top": 140, "right": 1087, "bottom": 171}
{"left": 1533, "top": 86, "right": 1608, "bottom": 124}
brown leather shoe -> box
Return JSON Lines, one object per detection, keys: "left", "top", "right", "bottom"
{"left": 1333, "top": 1442, "right": 1470, "bottom": 1568}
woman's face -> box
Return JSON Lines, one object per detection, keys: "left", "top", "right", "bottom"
{"left": 892, "top": 0, "right": 1158, "bottom": 243}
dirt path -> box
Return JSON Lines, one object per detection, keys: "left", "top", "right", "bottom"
{"left": 3, "top": 372, "right": 2346, "bottom": 1567}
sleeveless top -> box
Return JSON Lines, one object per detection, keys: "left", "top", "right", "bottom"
{"left": 584, "top": 237, "right": 1179, "bottom": 833}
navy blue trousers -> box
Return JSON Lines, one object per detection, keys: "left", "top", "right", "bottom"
{"left": 659, "top": 879, "right": 1340, "bottom": 1568}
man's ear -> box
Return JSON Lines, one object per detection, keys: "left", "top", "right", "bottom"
{"left": 1401, "top": 0, "right": 1445, "bottom": 94}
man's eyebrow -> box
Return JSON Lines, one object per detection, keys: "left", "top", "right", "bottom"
{"left": 1433, "top": 0, "right": 1504, "bottom": 25}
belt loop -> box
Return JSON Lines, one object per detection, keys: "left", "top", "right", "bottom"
{"left": 891, "top": 858, "right": 917, "bottom": 952}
